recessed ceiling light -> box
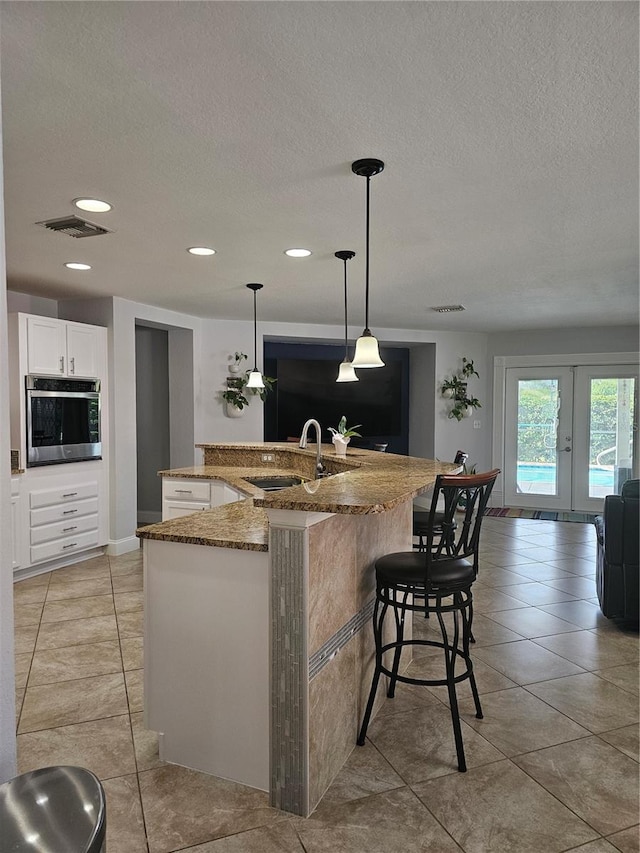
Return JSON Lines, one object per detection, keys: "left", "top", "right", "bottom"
{"left": 73, "top": 198, "right": 112, "bottom": 213}
{"left": 64, "top": 262, "right": 91, "bottom": 270}
{"left": 187, "top": 246, "right": 216, "bottom": 256}
{"left": 284, "top": 248, "right": 312, "bottom": 258}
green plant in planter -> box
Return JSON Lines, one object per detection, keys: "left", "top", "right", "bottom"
{"left": 442, "top": 357, "right": 482, "bottom": 420}
{"left": 221, "top": 357, "right": 277, "bottom": 411}
{"left": 327, "top": 415, "right": 362, "bottom": 439}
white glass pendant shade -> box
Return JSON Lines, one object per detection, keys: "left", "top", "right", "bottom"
{"left": 336, "top": 360, "right": 359, "bottom": 382}
{"left": 246, "top": 370, "right": 265, "bottom": 389}
{"left": 352, "top": 332, "right": 385, "bottom": 368}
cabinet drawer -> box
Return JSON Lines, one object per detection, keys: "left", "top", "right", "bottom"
{"left": 30, "top": 513, "right": 98, "bottom": 546}
{"left": 31, "top": 497, "right": 99, "bottom": 528}
{"left": 30, "top": 481, "right": 98, "bottom": 509}
{"left": 162, "top": 479, "right": 211, "bottom": 502}
{"left": 30, "top": 529, "right": 100, "bottom": 564}
{"left": 163, "top": 500, "right": 210, "bottom": 520}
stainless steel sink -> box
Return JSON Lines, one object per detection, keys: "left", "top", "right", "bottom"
{"left": 243, "top": 475, "right": 306, "bottom": 491}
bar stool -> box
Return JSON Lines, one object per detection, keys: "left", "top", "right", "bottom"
{"left": 413, "top": 450, "right": 468, "bottom": 552}
{"left": 358, "top": 469, "right": 500, "bottom": 772}
{"left": 0, "top": 765, "right": 106, "bottom": 852}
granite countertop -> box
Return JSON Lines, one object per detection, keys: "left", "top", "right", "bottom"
{"left": 137, "top": 443, "right": 459, "bottom": 550}
{"left": 138, "top": 499, "right": 268, "bottom": 551}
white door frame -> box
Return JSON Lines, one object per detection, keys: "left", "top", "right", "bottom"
{"left": 492, "top": 352, "right": 639, "bottom": 508}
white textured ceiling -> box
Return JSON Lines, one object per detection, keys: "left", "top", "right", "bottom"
{"left": 1, "top": 1, "right": 638, "bottom": 332}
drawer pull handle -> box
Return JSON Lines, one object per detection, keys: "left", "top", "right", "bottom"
{"left": 62, "top": 542, "right": 78, "bottom": 549}
{"left": 62, "top": 526, "right": 77, "bottom": 532}
{"left": 62, "top": 492, "right": 78, "bottom": 498}
{"left": 62, "top": 509, "right": 78, "bottom": 515}
{"left": 174, "top": 489, "right": 193, "bottom": 494}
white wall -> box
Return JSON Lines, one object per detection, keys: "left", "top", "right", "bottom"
{"left": 135, "top": 325, "right": 169, "bottom": 523}
{"left": 0, "top": 106, "right": 17, "bottom": 779}
{"left": 6, "top": 290, "right": 58, "bottom": 318}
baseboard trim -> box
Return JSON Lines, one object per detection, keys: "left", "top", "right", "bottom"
{"left": 106, "top": 536, "right": 141, "bottom": 557}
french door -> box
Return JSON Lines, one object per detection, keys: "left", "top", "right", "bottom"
{"left": 504, "top": 365, "right": 638, "bottom": 512}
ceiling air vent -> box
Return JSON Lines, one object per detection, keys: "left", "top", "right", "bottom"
{"left": 430, "top": 304, "right": 465, "bottom": 313}
{"left": 36, "top": 216, "right": 111, "bottom": 238}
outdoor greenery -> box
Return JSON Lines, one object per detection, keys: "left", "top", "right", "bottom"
{"left": 517, "top": 378, "right": 622, "bottom": 465}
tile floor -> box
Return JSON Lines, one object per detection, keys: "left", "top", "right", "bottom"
{"left": 12, "top": 517, "right": 639, "bottom": 853}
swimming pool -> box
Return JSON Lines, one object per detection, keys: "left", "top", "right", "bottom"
{"left": 517, "top": 463, "right": 613, "bottom": 489}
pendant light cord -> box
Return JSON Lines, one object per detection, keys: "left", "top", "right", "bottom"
{"left": 253, "top": 289, "right": 258, "bottom": 371}
{"left": 364, "top": 175, "right": 371, "bottom": 333}
{"left": 343, "top": 258, "right": 349, "bottom": 359}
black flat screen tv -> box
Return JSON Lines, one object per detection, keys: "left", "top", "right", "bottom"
{"left": 263, "top": 342, "right": 409, "bottom": 454}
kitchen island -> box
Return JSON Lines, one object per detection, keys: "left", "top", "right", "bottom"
{"left": 137, "top": 443, "right": 457, "bottom": 816}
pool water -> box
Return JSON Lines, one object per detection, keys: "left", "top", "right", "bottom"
{"left": 517, "top": 463, "right": 613, "bottom": 489}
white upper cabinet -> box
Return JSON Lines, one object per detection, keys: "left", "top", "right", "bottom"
{"left": 27, "top": 316, "right": 99, "bottom": 377}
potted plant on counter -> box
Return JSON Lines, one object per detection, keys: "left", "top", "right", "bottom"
{"left": 328, "top": 416, "right": 362, "bottom": 457}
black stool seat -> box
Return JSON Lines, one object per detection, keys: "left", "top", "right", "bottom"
{"left": 358, "top": 468, "right": 500, "bottom": 773}
{"left": 376, "top": 551, "right": 474, "bottom": 589}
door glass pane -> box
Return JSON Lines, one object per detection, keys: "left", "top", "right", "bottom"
{"left": 516, "top": 379, "right": 559, "bottom": 496}
{"left": 589, "top": 377, "right": 636, "bottom": 497}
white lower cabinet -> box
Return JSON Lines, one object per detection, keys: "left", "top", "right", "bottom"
{"left": 162, "top": 478, "right": 245, "bottom": 520}
{"left": 29, "top": 479, "right": 100, "bottom": 565}
{"left": 11, "top": 478, "right": 22, "bottom": 570}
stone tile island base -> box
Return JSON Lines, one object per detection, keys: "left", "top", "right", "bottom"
{"left": 268, "top": 502, "right": 412, "bottom": 815}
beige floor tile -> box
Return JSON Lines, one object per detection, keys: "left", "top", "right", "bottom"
{"left": 484, "top": 606, "right": 580, "bottom": 638}
{"left": 540, "top": 600, "right": 611, "bottom": 629}
{"left": 19, "top": 672, "right": 128, "bottom": 732}
{"left": 598, "top": 725, "right": 640, "bottom": 762}
{"left": 502, "top": 563, "right": 575, "bottom": 582}
{"left": 41, "top": 594, "right": 114, "bottom": 623}
{"left": 533, "top": 630, "right": 639, "bottom": 671}
{"left": 117, "top": 609, "right": 144, "bottom": 638}
{"left": 131, "top": 711, "right": 164, "bottom": 772}
{"left": 548, "top": 838, "right": 619, "bottom": 852}
{"left": 35, "top": 614, "right": 119, "bottom": 650}
{"left": 413, "top": 610, "right": 523, "bottom": 647}
{"left": 317, "top": 740, "right": 403, "bottom": 807}
{"left": 544, "top": 576, "right": 599, "bottom": 598}
{"left": 482, "top": 550, "right": 542, "bottom": 568}
{"left": 14, "top": 624, "right": 39, "bottom": 656}
{"left": 594, "top": 663, "right": 640, "bottom": 696}
{"left": 474, "top": 638, "right": 585, "bottom": 684}
{"left": 139, "top": 764, "right": 283, "bottom": 853}
{"left": 14, "top": 571, "right": 51, "bottom": 589}
{"left": 15, "top": 688, "right": 24, "bottom": 724}
{"left": 13, "top": 583, "right": 48, "bottom": 606}
{"left": 501, "top": 582, "right": 578, "bottom": 606}
{"left": 458, "top": 686, "right": 590, "bottom": 756}
{"left": 121, "top": 636, "right": 144, "bottom": 670}
{"left": 408, "top": 649, "right": 518, "bottom": 698}
{"left": 177, "top": 821, "right": 305, "bottom": 852}
{"left": 606, "top": 826, "right": 640, "bottom": 853}
{"left": 412, "top": 759, "right": 597, "bottom": 852}
{"left": 14, "top": 602, "right": 44, "bottom": 627}
{"left": 18, "top": 714, "right": 136, "bottom": 780}
{"left": 514, "top": 737, "right": 640, "bottom": 836}
{"left": 110, "top": 557, "right": 143, "bottom": 577}
{"left": 125, "top": 668, "right": 144, "bottom": 712}
{"left": 547, "top": 556, "right": 597, "bottom": 576}
{"left": 476, "top": 566, "right": 538, "bottom": 587}
{"left": 14, "top": 653, "right": 32, "bottom": 690}
{"left": 102, "top": 774, "right": 149, "bottom": 853}
{"left": 48, "top": 556, "right": 111, "bottom": 582}
{"left": 300, "top": 786, "right": 464, "bottom": 851}
{"left": 470, "top": 586, "right": 530, "bottom": 613}
{"left": 512, "top": 546, "right": 569, "bottom": 562}
{"left": 526, "top": 673, "right": 639, "bottom": 733}
{"left": 29, "top": 639, "right": 122, "bottom": 685}
{"left": 113, "top": 573, "right": 144, "bottom": 594}
{"left": 365, "top": 701, "right": 503, "bottom": 783}
{"left": 46, "top": 575, "right": 114, "bottom": 601}
{"left": 115, "top": 591, "right": 144, "bottom": 613}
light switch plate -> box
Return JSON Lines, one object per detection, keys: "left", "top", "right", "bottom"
{"left": 473, "top": 420, "right": 481, "bottom": 429}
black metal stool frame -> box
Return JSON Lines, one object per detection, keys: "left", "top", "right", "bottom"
{"left": 357, "top": 469, "right": 500, "bottom": 773}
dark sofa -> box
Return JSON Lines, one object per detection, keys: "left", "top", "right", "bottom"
{"left": 594, "top": 479, "right": 639, "bottom": 621}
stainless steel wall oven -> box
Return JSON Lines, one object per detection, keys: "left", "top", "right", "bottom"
{"left": 26, "top": 375, "right": 101, "bottom": 466}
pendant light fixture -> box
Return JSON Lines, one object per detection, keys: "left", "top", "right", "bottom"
{"left": 351, "top": 158, "right": 385, "bottom": 368}
{"left": 245, "top": 283, "right": 265, "bottom": 389}
{"left": 334, "top": 250, "right": 358, "bottom": 383}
